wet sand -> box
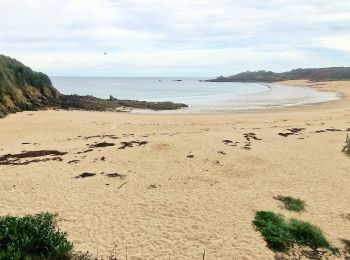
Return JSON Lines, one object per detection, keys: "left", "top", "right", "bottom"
{"left": 0, "top": 80, "right": 349, "bottom": 259}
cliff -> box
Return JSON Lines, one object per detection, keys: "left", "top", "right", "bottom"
{"left": 0, "top": 55, "right": 61, "bottom": 117}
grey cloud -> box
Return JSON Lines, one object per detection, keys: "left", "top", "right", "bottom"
{"left": 0, "top": 0, "right": 349, "bottom": 76}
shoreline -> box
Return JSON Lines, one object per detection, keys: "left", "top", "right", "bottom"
{"left": 268, "top": 80, "right": 349, "bottom": 113}
{"left": 51, "top": 78, "right": 342, "bottom": 116}
{"left": 0, "top": 79, "right": 346, "bottom": 118}
{"left": 130, "top": 80, "right": 345, "bottom": 115}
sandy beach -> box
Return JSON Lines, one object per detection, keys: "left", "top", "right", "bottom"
{"left": 0, "top": 80, "right": 349, "bottom": 259}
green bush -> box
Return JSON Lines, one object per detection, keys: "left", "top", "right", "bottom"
{"left": 274, "top": 195, "right": 305, "bottom": 212}
{"left": 253, "top": 211, "right": 330, "bottom": 252}
{"left": 0, "top": 212, "right": 87, "bottom": 260}
{"left": 253, "top": 211, "right": 293, "bottom": 252}
{"left": 0, "top": 54, "right": 52, "bottom": 97}
{"left": 289, "top": 219, "right": 330, "bottom": 248}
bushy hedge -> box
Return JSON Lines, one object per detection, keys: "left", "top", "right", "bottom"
{"left": 0, "top": 212, "right": 89, "bottom": 260}
{"left": 253, "top": 211, "right": 330, "bottom": 252}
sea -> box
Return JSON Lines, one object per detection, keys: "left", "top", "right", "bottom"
{"left": 51, "top": 77, "right": 340, "bottom": 113}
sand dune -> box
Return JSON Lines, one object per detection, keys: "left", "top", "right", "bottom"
{"left": 0, "top": 80, "right": 349, "bottom": 259}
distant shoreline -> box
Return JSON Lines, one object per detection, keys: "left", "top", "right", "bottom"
{"left": 130, "top": 82, "right": 340, "bottom": 114}
{"left": 206, "top": 67, "right": 350, "bottom": 82}
{"left": 51, "top": 77, "right": 340, "bottom": 114}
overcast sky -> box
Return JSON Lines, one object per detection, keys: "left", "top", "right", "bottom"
{"left": 1, "top": 0, "right": 350, "bottom": 77}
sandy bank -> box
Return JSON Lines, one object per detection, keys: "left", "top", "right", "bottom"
{"left": 0, "top": 80, "right": 349, "bottom": 259}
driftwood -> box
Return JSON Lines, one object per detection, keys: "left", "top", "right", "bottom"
{"left": 342, "top": 134, "right": 350, "bottom": 153}
{"left": 117, "top": 182, "right": 128, "bottom": 190}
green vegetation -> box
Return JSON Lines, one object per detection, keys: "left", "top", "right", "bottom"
{"left": 208, "top": 67, "right": 350, "bottom": 82}
{"left": 0, "top": 54, "right": 60, "bottom": 118}
{"left": 289, "top": 219, "right": 330, "bottom": 249}
{"left": 0, "top": 55, "right": 52, "bottom": 99}
{"left": 253, "top": 211, "right": 292, "bottom": 252}
{"left": 0, "top": 212, "right": 90, "bottom": 260}
{"left": 274, "top": 195, "right": 305, "bottom": 212}
{"left": 253, "top": 211, "right": 330, "bottom": 252}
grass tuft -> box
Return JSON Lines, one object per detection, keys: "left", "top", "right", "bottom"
{"left": 253, "top": 211, "right": 330, "bottom": 252}
{"left": 274, "top": 195, "right": 305, "bottom": 212}
{"left": 0, "top": 212, "right": 90, "bottom": 260}
{"left": 253, "top": 211, "right": 293, "bottom": 252}
{"left": 289, "top": 219, "right": 330, "bottom": 248}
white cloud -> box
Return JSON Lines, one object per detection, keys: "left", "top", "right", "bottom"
{"left": 0, "top": 0, "right": 349, "bottom": 76}
{"left": 320, "top": 36, "right": 350, "bottom": 53}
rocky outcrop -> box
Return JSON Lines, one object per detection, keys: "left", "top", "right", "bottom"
{"left": 109, "top": 95, "right": 187, "bottom": 110}
{"left": 0, "top": 54, "right": 188, "bottom": 118}
{"left": 59, "top": 95, "right": 187, "bottom": 112}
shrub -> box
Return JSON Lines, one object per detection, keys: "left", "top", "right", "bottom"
{"left": 253, "top": 211, "right": 293, "bottom": 252}
{"left": 274, "top": 195, "right": 305, "bottom": 212}
{"left": 0, "top": 212, "right": 88, "bottom": 260}
{"left": 289, "top": 219, "right": 330, "bottom": 248}
{"left": 253, "top": 211, "right": 330, "bottom": 252}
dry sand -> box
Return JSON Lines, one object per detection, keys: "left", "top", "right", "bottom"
{"left": 0, "top": 80, "right": 349, "bottom": 259}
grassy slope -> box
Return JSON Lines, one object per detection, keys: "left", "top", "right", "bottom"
{"left": 0, "top": 55, "right": 60, "bottom": 117}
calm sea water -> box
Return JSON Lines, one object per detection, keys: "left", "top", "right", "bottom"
{"left": 51, "top": 77, "right": 339, "bottom": 112}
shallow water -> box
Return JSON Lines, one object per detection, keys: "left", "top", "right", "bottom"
{"left": 51, "top": 77, "right": 339, "bottom": 112}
